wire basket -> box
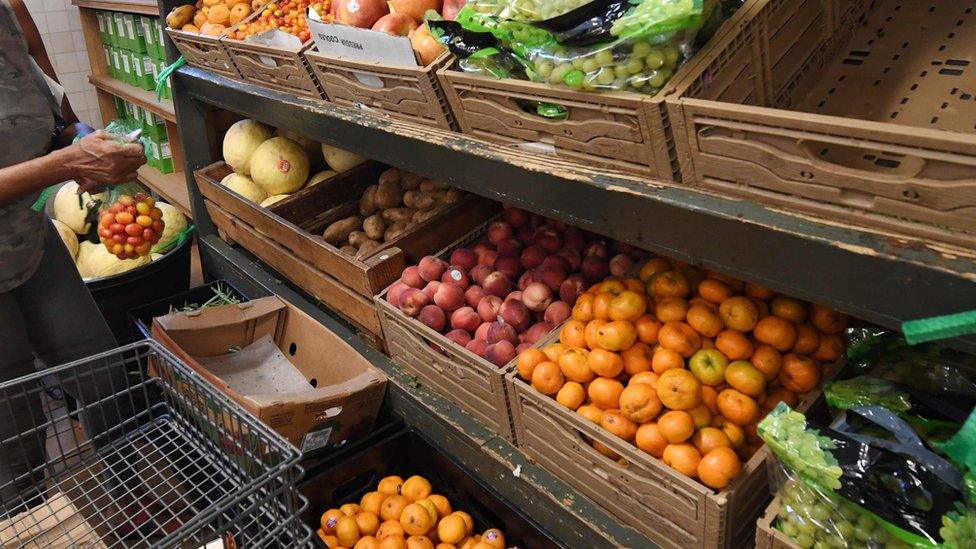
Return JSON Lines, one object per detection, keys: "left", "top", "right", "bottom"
{"left": 0, "top": 340, "right": 311, "bottom": 548}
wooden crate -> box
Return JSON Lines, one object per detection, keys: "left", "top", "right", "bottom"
{"left": 506, "top": 363, "right": 837, "bottom": 549}
{"left": 166, "top": 28, "right": 240, "bottom": 79}
{"left": 671, "top": 0, "right": 976, "bottom": 249}
{"left": 194, "top": 161, "right": 498, "bottom": 345}
{"left": 305, "top": 50, "right": 455, "bottom": 130}
{"left": 756, "top": 497, "right": 798, "bottom": 549}
{"left": 436, "top": 1, "right": 764, "bottom": 180}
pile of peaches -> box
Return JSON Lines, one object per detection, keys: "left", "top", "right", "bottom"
{"left": 514, "top": 256, "right": 848, "bottom": 490}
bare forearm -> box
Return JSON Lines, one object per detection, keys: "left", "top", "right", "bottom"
{"left": 0, "top": 149, "right": 74, "bottom": 207}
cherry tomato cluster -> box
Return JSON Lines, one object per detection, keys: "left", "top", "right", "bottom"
{"left": 232, "top": 0, "right": 330, "bottom": 42}
{"left": 98, "top": 193, "right": 165, "bottom": 259}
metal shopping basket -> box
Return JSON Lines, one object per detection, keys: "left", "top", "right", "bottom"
{"left": 0, "top": 340, "right": 311, "bottom": 548}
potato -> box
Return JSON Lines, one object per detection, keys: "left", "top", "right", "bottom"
{"left": 359, "top": 184, "right": 378, "bottom": 216}
{"left": 440, "top": 188, "right": 464, "bottom": 204}
{"left": 339, "top": 245, "right": 357, "bottom": 256}
{"left": 415, "top": 193, "right": 438, "bottom": 211}
{"left": 412, "top": 209, "right": 437, "bottom": 224}
{"left": 419, "top": 179, "right": 448, "bottom": 192}
{"left": 384, "top": 220, "right": 410, "bottom": 242}
{"left": 348, "top": 231, "right": 369, "bottom": 249}
{"left": 374, "top": 180, "right": 402, "bottom": 210}
{"left": 381, "top": 207, "right": 415, "bottom": 223}
{"left": 400, "top": 172, "right": 423, "bottom": 190}
{"left": 402, "top": 190, "right": 419, "bottom": 209}
{"left": 355, "top": 239, "right": 382, "bottom": 259}
{"left": 378, "top": 168, "right": 400, "bottom": 186}
{"left": 322, "top": 215, "right": 363, "bottom": 245}
{"left": 363, "top": 213, "right": 386, "bottom": 240}
{"left": 167, "top": 5, "right": 196, "bottom": 28}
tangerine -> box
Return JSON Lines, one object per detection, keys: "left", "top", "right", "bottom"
{"left": 700, "top": 385, "right": 719, "bottom": 415}
{"left": 651, "top": 347, "right": 685, "bottom": 375}
{"left": 650, "top": 270, "right": 691, "bottom": 298}
{"left": 621, "top": 342, "right": 653, "bottom": 375}
{"left": 583, "top": 319, "right": 606, "bottom": 349}
{"left": 655, "top": 297, "right": 689, "bottom": 323}
{"left": 576, "top": 404, "right": 604, "bottom": 424}
{"left": 558, "top": 348, "right": 594, "bottom": 383}
{"left": 357, "top": 512, "right": 381, "bottom": 536}
{"left": 791, "top": 323, "right": 821, "bottom": 355}
{"left": 658, "top": 321, "right": 702, "bottom": 357}
{"left": 753, "top": 316, "right": 797, "bottom": 352}
{"left": 336, "top": 515, "right": 361, "bottom": 547}
{"left": 639, "top": 257, "right": 671, "bottom": 281}
{"left": 516, "top": 349, "right": 548, "bottom": 381}
{"left": 595, "top": 320, "right": 637, "bottom": 351}
{"left": 761, "top": 387, "right": 798, "bottom": 411}
{"left": 572, "top": 293, "right": 595, "bottom": 322}
{"left": 556, "top": 382, "right": 586, "bottom": 409}
{"left": 698, "top": 278, "right": 734, "bottom": 304}
{"left": 377, "top": 520, "right": 405, "bottom": 539}
{"left": 770, "top": 297, "right": 807, "bottom": 323}
{"left": 809, "top": 304, "right": 847, "bottom": 334}
{"left": 400, "top": 503, "right": 433, "bottom": 535}
{"left": 725, "top": 361, "right": 766, "bottom": 397}
{"left": 588, "top": 377, "right": 625, "bottom": 409}
{"left": 322, "top": 509, "right": 345, "bottom": 534}
{"left": 530, "top": 361, "right": 564, "bottom": 395}
{"left": 437, "top": 514, "right": 467, "bottom": 544}
{"left": 778, "top": 354, "right": 820, "bottom": 394}
{"left": 687, "top": 403, "right": 712, "bottom": 428}
{"left": 601, "top": 409, "right": 638, "bottom": 441}
{"left": 542, "top": 342, "right": 566, "bottom": 363}
{"left": 750, "top": 344, "right": 783, "bottom": 381}
{"left": 428, "top": 495, "right": 451, "bottom": 518}
{"left": 658, "top": 410, "right": 696, "bottom": 443}
{"left": 657, "top": 368, "right": 702, "bottom": 410}
{"left": 629, "top": 371, "right": 659, "bottom": 388}
{"left": 716, "top": 389, "right": 759, "bottom": 426}
{"left": 618, "top": 383, "right": 662, "bottom": 423}
{"left": 744, "top": 282, "right": 776, "bottom": 300}
{"left": 718, "top": 296, "right": 758, "bottom": 332}
{"left": 559, "top": 320, "right": 587, "bottom": 348}
{"left": 380, "top": 495, "right": 410, "bottom": 522}
{"left": 587, "top": 348, "right": 624, "bottom": 377}
{"left": 698, "top": 447, "right": 742, "bottom": 489}
{"left": 686, "top": 305, "right": 724, "bottom": 338}
{"left": 812, "top": 333, "right": 843, "bottom": 362}
{"left": 608, "top": 290, "right": 647, "bottom": 321}
{"left": 691, "top": 427, "right": 732, "bottom": 455}
{"left": 662, "top": 443, "right": 701, "bottom": 478}
{"left": 635, "top": 422, "right": 668, "bottom": 457}
{"left": 715, "top": 329, "right": 754, "bottom": 360}
{"left": 633, "top": 314, "right": 662, "bottom": 345}
{"left": 592, "top": 292, "right": 614, "bottom": 320}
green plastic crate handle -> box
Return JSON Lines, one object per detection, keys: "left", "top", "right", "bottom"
{"left": 902, "top": 310, "right": 976, "bottom": 345}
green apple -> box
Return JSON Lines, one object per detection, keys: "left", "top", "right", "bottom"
{"left": 688, "top": 348, "right": 729, "bottom": 386}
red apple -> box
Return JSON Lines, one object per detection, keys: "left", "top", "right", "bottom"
{"left": 388, "top": 0, "right": 440, "bottom": 23}
{"left": 336, "top": 0, "right": 389, "bottom": 28}
{"left": 371, "top": 12, "right": 418, "bottom": 36}
{"left": 409, "top": 23, "right": 446, "bottom": 66}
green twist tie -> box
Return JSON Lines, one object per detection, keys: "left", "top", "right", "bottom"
{"left": 31, "top": 185, "right": 59, "bottom": 212}
{"left": 155, "top": 56, "right": 186, "bottom": 101}
{"left": 902, "top": 310, "right": 976, "bottom": 345}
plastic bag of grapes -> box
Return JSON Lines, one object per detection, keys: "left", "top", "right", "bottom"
{"left": 760, "top": 403, "right": 974, "bottom": 548}
{"left": 452, "top": 0, "right": 727, "bottom": 94}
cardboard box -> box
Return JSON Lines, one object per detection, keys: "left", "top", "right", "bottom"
{"left": 152, "top": 296, "right": 387, "bottom": 453}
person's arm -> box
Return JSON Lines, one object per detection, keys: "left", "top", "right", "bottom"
{"left": 9, "top": 0, "right": 78, "bottom": 124}
{"left": 0, "top": 132, "right": 145, "bottom": 207}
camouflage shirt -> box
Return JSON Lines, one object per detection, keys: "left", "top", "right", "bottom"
{"left": 0, "top": 0, "right": 58, "bottom": 293}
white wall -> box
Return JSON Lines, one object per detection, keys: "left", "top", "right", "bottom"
{"left": 24, "top": 0, "right": 99, "bottom": 127}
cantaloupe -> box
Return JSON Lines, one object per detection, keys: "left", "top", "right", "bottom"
{"left": 221, "top": 172, "right": 267, "bottom": 203}
{"left": 222, "top": 119, "right": 272, "bottom": 175}
{"left": 249, "top": 137, "right": 310, "bottom": 195}
{"left": 322, "top": 144, "right": 365, "bottom": 173}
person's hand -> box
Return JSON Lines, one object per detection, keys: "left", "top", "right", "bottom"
{"left": 63, "top": 130, "right": 146, "bottom": 193}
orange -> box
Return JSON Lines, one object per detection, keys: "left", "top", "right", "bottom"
{"left": 658, "top": 321, "right": 702, "bottom": 357}
{"left": 591, "top": 440, "right": 620, "bottom": 460}
{"left": 357, "top": 512, "right": 381, "bottom": 536}
{"left": 428, "top": 495, "right": 451, "bottom": 518}
{"left": 437, "top": 514, "right": 467, "bottom": 544}
{"left": 609, "top": 290, "right": 648, "bottom": 321}
{"left": 686, "top": 304, "right": 724, "bottom": 338}
{"left": 651, "top": 347, "right": 684, "bottom": 375}
{"left": 650, "top": 270, "right": 691, "bottom": 298}
{"left": 701, "top": 337, "right": 716, "bottom": 350}
{"left": 587, "top": 377, "right": 625, "bottom": 409}
{"left": 716, "top": 389, "right": 759, "bottom": 426}
{"left": 377, "top": 520, "right": 405, "bottom": 539}
{"left": 662, "top": 443, "right": 702, "bottom": 478}
{"left": 618, "top": 383, "right": 662, "bottom": 423}
{"left": 516, "top": 349, "right": 548, "bottom": 381}
{"left": 812, "top": 333, "right": 843, "bottom": 362}
{"left": 634, "top": 314, "right": 662, "bottom": 345}
{"left": 556, "top": 381, "right": 586, "bottom": 409}
{"left": 718, "top": 296, "right": 759, "bottom": 332}
{"left": 356, "top": 536, "right": 379, "bottom": 549}
{"left": 336, "top": 515, "right": 362, "bottom": 547}
{"left": 362, "top": 492, "right": 387, "bottom": 516}
{"left": 715, "top": 329, "right": 753, "bottom": 361}
{"left": 451, "top": 512, "right": 474, "bottom": 536}
{"left": 530, "top": 361, "right": 564, "bottom": 395}
{"left": 657, "top": 368, "right": 702, "bottom": 410}
{"left": 559, "top": 320, "right": 587, "bottom": 348}
{"left": 778, "top": 353, "right": 820, "bottom": 394}
{"left": 457, "top": 538, "right": 479, "bottom": 549}
{"left": 558, "top": 348, "right": 595, "bottom": 383}
{"left": 700, "top": 385, "right": 719, "bottom": 414}
{"left": 542, "top": 342, "right": 566, "bottom": 363}
{"left": 624, "top": 278, "right": 645, "bottom": 293}
{"left": 400, "top": 503, "right": 434, "bottom": 535}
{"left": 753, "top": 316, "right": 798, "bottom": 352}
{"left": 621, "top": 342, "right": 653, "bottom": 375}
{"left": 698, "top": 278, "right": 733, "bottom": 304}
{"left": 381, "top": 495, "right": 410, "bottom": 522}
{"left": 629, "top": 371, "right": 659, "bottom": 388}
{"left": 406, "top": 536, "right": 434, "bottom": 549}
{"left": 206, "top": 3, "right": 231, "bottom": 25}
{"left": 689, "top": 296, "right": 719, "bottom": 312}
{"left": 595, "top": 279, "right": 626, "bottom": 295}
{"left": 635, "top": 422, "right": 668, "bottom": 457}
{"left": 572, "top": 293, "right": 595, "bottom": 322}
{"left": 810, "top": 304, "right": 847, "bottom": 334}
{"left": 402, "top": 476, "right": 432, "bottom": 502}
{"left": 322, "top": 509, "right": 345, "bottom": 534}
{"left": 725, "top": 361, "right": 766, "bottom": 397}
{"left": 702, "top": 270, "right": 743, "bottom": 292}
{"left": 321, "top": 534, "right": 340, "bottom": 548}
{"left": 639, "top": 257, "right": 671, "bottom": 281}
{"left": 692, "top": 427, "right": 731, "bottom": 455}
{"left": 771, "top": 297, "right": 806, "bottom": 323}
{"left": 655, "top": 297, "right": 689, "bottom": 323}
{"left": 601, "top": 409, "right": 638, "bottom": 441}
{"left": 745, "top": 282, "right": 776, "bottom": 300}
{"left": 698, "top": 447, "right": 742, "bottom": 489}
{"left": 752, "top": 297, "right": 770, "bottom": 319}
{"left": 592, "top": 292, "right": 614, "bottom": 320}
{"left": 657, "top": 410, "right": 695, "bottom": 443}
{"left": 584, "top": 319, "right": 606, "bottom": 350}
{"left": 341, "top": 503, "right": 363, "bottom": 516}
{"left": 791, "top": 323, "right": 821, "bottom": 355}
{"left": 687, "top": 403, "right": 712, "bottom": 428}
{"left": 229, "top": 3, "right": 250, "bottom": 24}
{"left": 576, "top": 404, "right": 604, "bottom": 424}
{"left": 379, "top": 537, "right": 407, "bottom": 549}
{"left": 480, "top": 529, "right": 505, "bottom": 549}
{"left": 587, "top": 348, "right": 624, "bottom": 377}
{"left": 762, "top": 387, "right": 798, "bottom": 411}
{"left": 595, "top": 321, "right": 638, "bottom": 351}
{"left": 714, "top": 417, "right": 746, "bottom": 448}
{"left": 750, "top": 345, "right": 783, "bottom": 381}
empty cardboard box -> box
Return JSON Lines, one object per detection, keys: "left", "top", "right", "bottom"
{"left": 152, "top": 296, "right": 387, "bottom": 453}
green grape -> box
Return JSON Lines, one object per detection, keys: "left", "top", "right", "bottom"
{"left": 813, "top": 541, "right": 831, "bottom": 549}
{"left": 662, "top": 45, "right": 680, "bottom": 67}
{"left": 626, "top": 57, "right": 644, "bottom": 74}
{"left": 550, "top": 63, "right": 572, "bottom": 85}
{"left": 627, "top": 74, "right": 646, "bottom": 89}
{"left": 596, "top": 67, "right": 615, "bottom": 86}
{"left": 645, "top": 50, "right": 665, "bottom": 70}
{"left": 609, "top": 78, "right": 626, "bottom": 91}
{"left": 631, "top": 41, "right": 651, "bottom": 57}
{"left": 648, "top": 69, "right": 667, "bottom": 89}
{"left": 594, "top": 49, "right": 613, "bottom": 66}
{"left": 536, "top": 61, "right": 554, "bottom": 80}
{"left": 562, "top": 69, "right": 584, "bottom": 89}
{"left": 779, "top": 521, "right": 798, "bottom": 538}
{"left": 834, "top": 521, "right": 854, "bottom": 540}
{"left": 571, "top": 57, "right": 585, "bottom": 70}
{"left": 582, "top": 72, "right": 599, "bottom": 91}
{"left": 580, "top": 58, "right": 598, "bottom": 74}
{"left": 796, "top": 519, "right": 817, "bottom": 537}
{"left": 794, "top": 533, "right": 815, "bottom": 548}
{"left": 810, "top": 505, "right": 830, "bottom": 523}
{"left": 613, "top": 64, "right": 630, "bottom": 79}
{"left": 855, "top": 514, "right": 874, "bottom": 531}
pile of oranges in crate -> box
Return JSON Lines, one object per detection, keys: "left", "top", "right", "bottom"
{"left": 514, "top": 256, "right": 847, "bottom": 489}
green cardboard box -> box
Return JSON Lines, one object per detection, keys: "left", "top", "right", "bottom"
{"left": 118, "top": 47, "right": 133, "bottom": 85}
{"left": 154, "top": 19, "right": 166, "bottom": 61}
{"left": 157, "top": 139, "right": 174, "bottom": 174}
{"left": 96, "top": 11, "right": 107, "bottom": 44}
{"left": 113, "top": 12, "right": 127, "bottom": 49}
{"left": 103, "top": 44, "right": 114, "bottom": 79}
{"left": 108, "top": 47, "right": 120, "bottom": 80}
{"left": 114, "top": 97, "right": 127, "bottom": 120}
{"left": 141, "top": 16, "right": 156, "bottom": 59}
{"left": 131, "top": 50, "right": 153, "bottom": 90}
{"left": 124, "top": 14, "right": 147, "bottom": 54}
{"left": 142, "top": 107, "right": 167, "bottom": 140}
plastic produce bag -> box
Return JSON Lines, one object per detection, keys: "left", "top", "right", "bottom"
{"left": 759, "top": 403, "right": 975, "bottom": 548}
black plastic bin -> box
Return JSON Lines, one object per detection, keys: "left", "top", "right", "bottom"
{"left": 127, "top": 278, "right": 251, "bottom": 340}
{"left": 299, "top": 428, "right": 561, "bottom": 548}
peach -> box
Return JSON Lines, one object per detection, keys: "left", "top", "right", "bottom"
{"left": 559, "top": 274, "right": 586, "bottom": 305}
{"left": 399, "top": 288, "right": 428, "bottom": 316}
{"left": 485, "top": 340, "right": 516, "bottom": 366}
{"left": 418, "top": 305, "right": 446, "bottom": 332}
{"left": 422, "top": 281, "right": 440, "bottom": 302}
{"left": 472, "top": 242, "right": 494, "bottom": 259}
{"left": 584, "top": 242, "right": 607, "bottom": 258}
{"left": 493, "top": 255, "right": 522, "bottom": 280}
{"left": 478, "top": 250, "right": 498, "bottom": 267}
{"left": 441, "top": 266, "right": 470, "bottom": 289}
{"left": 542, "top": 254, "right": 570, "bottom": 272}
{"left": 465, "top": 338, "right": 487, "bottom": 357}
{"left": 474, "top": 322, "right": 491, "bottom": 341}
{"left": 516, "top": 226, "right": 535, "bottom": 246}
{"left": 534, "top": 265, "right": 567, "bottom": 292}
{"left": 522, "top": 282, "right": 553, "bottom": 312}
{"left": 532, "top": 227, "right": 562, "bottom": 252}
{"left": 387, "top": 281, "right": 409, "bottom": 307}
{"left": 609, "top": 253, "right": 634, "bottom": 277}
{"left": 433, "top": 283, "right": 465, "bottom": 311}
{"left": 563, "top": 232, "right": 586, "bottom": 251}
{"left": 401, "top": 266, "right": 424, "bottom": 288}
{"left": 496, "top": 239, "right": 522, "bottom": 257}
{"left": 506, "top": 291, "right": 522, "bottom": 302}
{"left": 503, "top": 207, "right": 528, "bottom": 228}
{"left": 516, "top": 342, "right": 531, "bottom": 354}
{"left": 469, "top": 265, "right": 491, "bottom": 286}
{"left": 445, "top": 329, "right": 471, "bottom": 347}
{"left": 486, "top": 321, "right": 517, "bottom": 345}
{"left": 523, "top": 322, "right": 554, "bottom": 344}
{"left": 581, "top": 255, "right": 609, "bottom": 282}
{"left": 464, "top": 285, "right": 485, "bottom": 308}
{"left": 516, "top": 270, "right": 535, "bottom": 292}
{"left": 418, "top": 256, "right": 447, "bottom": 282}
{"left": 555, "top": 248, "right": 582, "bottom": 271}
{"left": 544, "top": 301, "right": 571, "bottom": 325}
{"left": 477, "top": 295, "right": 503, "bottom": 322}
{"left": 487, "top": 220, "right": 514, "bottom": 245}
{"left": 450, "top": 248, "right": 477, "bottom": 271}
{"left": 451, "top": 306, "right": 481, "bottom": 333}
{"left": 499, "top": 299, "right": 530, "bottom": 332}
{"left": 521, "top": 246, "right": 547, "bottom": 270}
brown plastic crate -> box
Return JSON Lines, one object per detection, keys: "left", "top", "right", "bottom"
{"left": 305, "top": 50, "right": 456, "bottom": 130}
{"left": 437, "top": 1, "right": 764, "bottom": 180}
{"left": 506, "top": 360, "right": 837, "bottom": 549}
{"left": 756, "top": 497, "right": 798, "bottom": 549}
{"left": 194, "top": 161, "right": 498, "bottom": 344}
{"left": 166, "top": 28, "right": 240, "bottom": 79}
{"left": 672, "top": 0, "right": 976, "bottom": 250}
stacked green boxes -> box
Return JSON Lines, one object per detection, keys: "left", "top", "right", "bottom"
{"left": 96, "top": 10, "right": 169, "bottom": 94}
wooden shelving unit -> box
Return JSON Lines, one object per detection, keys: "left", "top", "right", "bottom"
{"left": 136, "top": 164, "right": 191, "bottom": 218}
{"left": 89, "top": 74, "right": 175, "bottom": 122}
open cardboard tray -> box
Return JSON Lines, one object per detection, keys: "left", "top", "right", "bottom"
{"left": 756, "top": 496, "right": 798, "bottom": 549}
{"left": 505, "top": 339, "right": 843, "bottom": 549}
{"left": 194, "top": 161, "right": 499, "bottom": 347}
{"left": 305, "top": 50, "right": 456, "bottom": 130}
{"left": 670, "top": 0, "right": 976, "bottom": 249}
{"left": 436, "top": 0, "right": 765, "bottom": 180}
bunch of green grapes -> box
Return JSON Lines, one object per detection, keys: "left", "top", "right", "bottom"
{"left": 776, "top": 479, "right": 910, "bottom": 549}
{"left": 940, "top": 504, "right": 976, "bottom": 548}
{"left": 469, "top": 0, "right": 592, "bottom": 21}
{"left": 759, "top": 404, "right": 843, "bottom": 490}
{"left": 531, "top": 40, "right": 682, "bottom": 94}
